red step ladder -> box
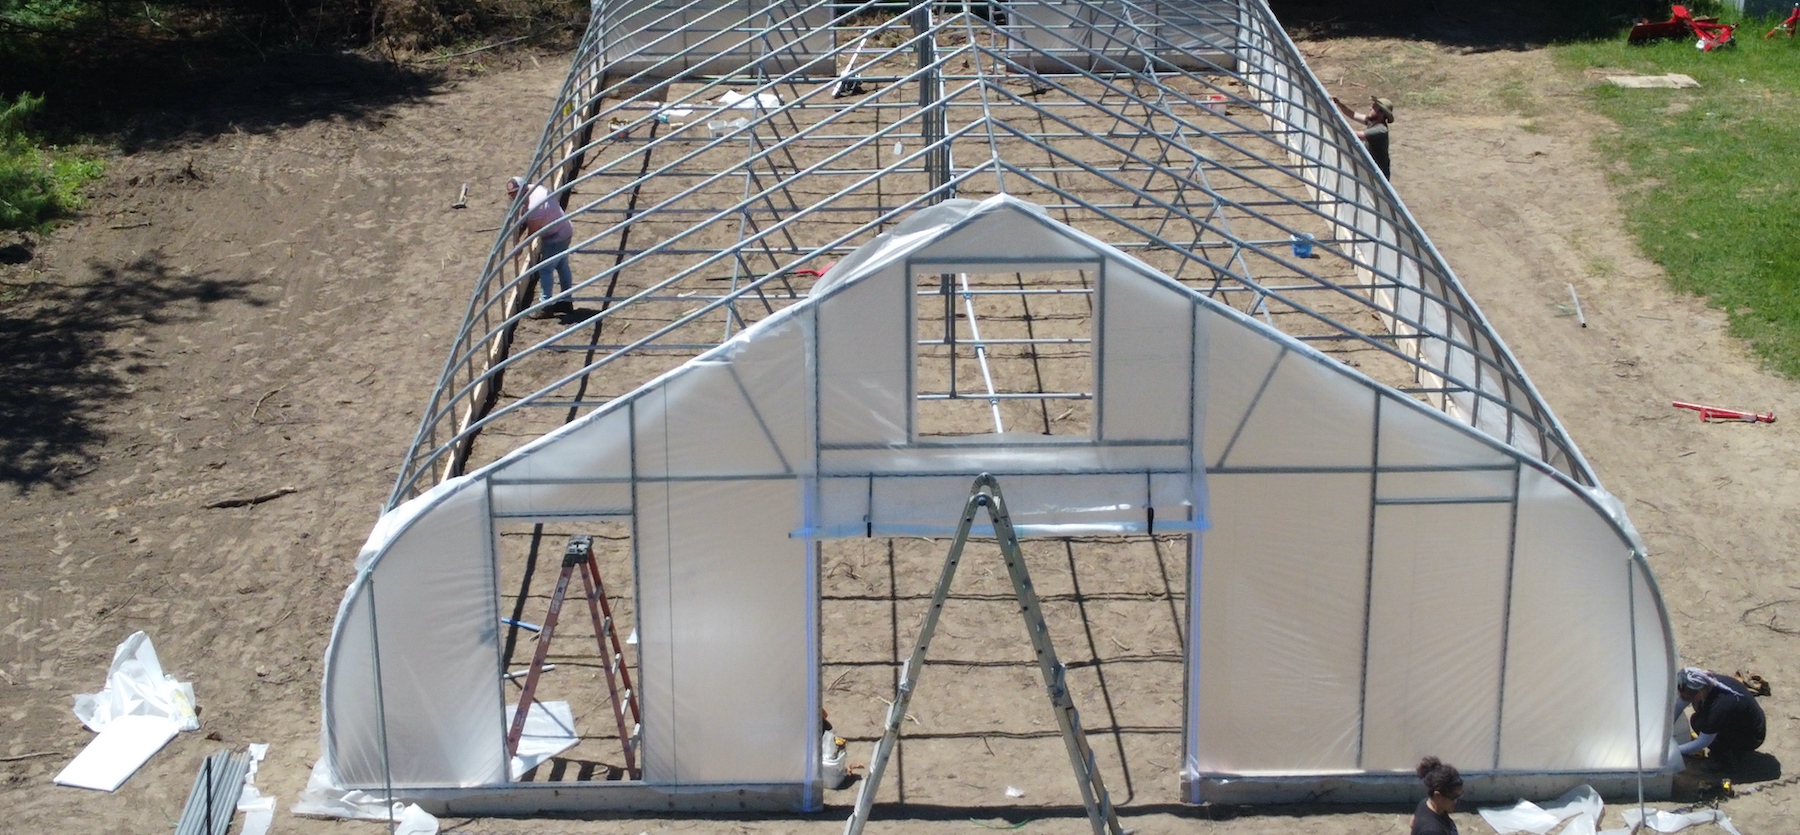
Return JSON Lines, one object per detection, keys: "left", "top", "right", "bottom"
{"left": 507, "top": 535, "right": 642, "bottom": 779}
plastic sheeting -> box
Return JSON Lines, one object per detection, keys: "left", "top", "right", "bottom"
{"left": 73, "top": 631, "right": 198, "bottom": 733}
{"left": 1620, "top": 808, "right": 1742, "bottom": 835}
{"left": 57, "top": 632, "right": 199, "bottom": 792}
{"left": 1480, "top": 784, "right": 1604, "bottom": 834}
{"left": 319, "top": 194, "right": 1671, "bottom": 806}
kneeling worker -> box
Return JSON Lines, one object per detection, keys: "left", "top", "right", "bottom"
{"left": 1676, "top": 667, "right": 1765, "bottom": 766}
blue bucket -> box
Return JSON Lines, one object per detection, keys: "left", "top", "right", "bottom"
{"left": 1291, "top": 233, "right": 1315, "bottom": 259}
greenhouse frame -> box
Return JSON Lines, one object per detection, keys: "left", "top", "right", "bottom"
{"left": 312, "top": 0, "right": 1680, "bottom": 816}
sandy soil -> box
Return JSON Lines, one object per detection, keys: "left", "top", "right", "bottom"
{"left": 4, "top": 34, "right": 1799, "bottom": 835}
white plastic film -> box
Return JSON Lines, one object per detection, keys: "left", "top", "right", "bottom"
{"left": 818, "top": 439, "right": 1189, "bottom": 477}
{"left": 726, "top": 315, "right": 809, "bottom": 468}
{"left": 636, "top": 478, "right": 808, "bottom": 783}
{"left": 863, "top": 471, "right": 1187, "bottom": 535}
{"left": 488, "top": 407, "right": 632, "bottom": 484}
{"left": 489, "top": 480, "right": 631, "bottom": 517}
{"left": 1099, "top": 263, "right": 1193, "bottom": 442}
{"left": 1632, "top": 561, "right": 1674, "bottom": 768}
{"left": 1199, "top": 312, "right": 1283, "bottom": 468}
{"left": 1375, "top": 469, "right": 1514, "bottom": 502}
{"left": 1223, "top": 352, "right": 1375, "bottom": 469}
{"left": 817, "top": 265, "right": 908, "bottom": 446}
{"left": 1362, "top": 502, "right": 1511, "bottom": 771}
{"left": 633, "top": 362, "right": 791, "bottom": 478}
{"left": 912, "top": 200, "right": 1095, "bottom": 264}
{"left": 332, "top": 481, "right": 506, "bottom": 788}
{"left": 321, "top": 189, "right": 1677, "bottom": 801}
{"left": 322, "top": 582, "right": 380, "bottom": 788}
{"left": 1194, "top": 472, "right": 1368, "bottom": 773}
{"left": 1500, "top": 468, "right": 1652, "bottom": 770}
{"left": 1378, "top": 394, "right": 1511, "bottom": 468}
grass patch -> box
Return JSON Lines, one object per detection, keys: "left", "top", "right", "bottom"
{"left": 0, "top": 93, "right": 102, "bottom": 232}
{"left": 1556, "top": 18, "right": 1800, "bottom": 375}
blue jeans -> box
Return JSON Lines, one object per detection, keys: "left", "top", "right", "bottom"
{"left": 535, "top": 235, "right": 574, "bottom": 302}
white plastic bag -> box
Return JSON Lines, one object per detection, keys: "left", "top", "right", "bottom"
{"left": 393, "top": 803, "right": 439, "bottom": 835}
{"left": 820, "top": 731, "right": 848, "bottom": 789}
{"left": 72, "top": 632, "right": 198, "bottom": 732}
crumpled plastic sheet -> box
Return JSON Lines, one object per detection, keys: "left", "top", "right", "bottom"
{"left": 393, "top": 803, "right": 440, "bottom": 835}
{"left": 237, "top": 743, "right": 274, "bottom": 835}
{"left": 55, "top": 632, "right": 200, "bottom": 792}
{"left": 716, "top": 90, "right": 781, "bottom": 110}
{"left": 291, "top": 758, "right": 402, "bottom": 820}
{"left": 1619, "top": 808, "right": 1742, "bottom": 835}
{"left": 73, "top": 631, "right": 198, "bottom": 733}
{"left": 506, "top": 700, "right": 579, "bottom": 780}
{"left": 1480, "top": 784, "right": 1604, "bottom": 835}
{"left": 289, "top": 759, "right": 447, "bottom": 832}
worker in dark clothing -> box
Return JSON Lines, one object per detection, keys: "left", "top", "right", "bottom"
{"left": 1411, "top": 756, "right": 1462, "bottom": 835}
{"left": 1677, "top": 667, "right": 1766, "bottom": 766}
{"left": 1331, "top": 94, "right": 1395, "bottom": 179}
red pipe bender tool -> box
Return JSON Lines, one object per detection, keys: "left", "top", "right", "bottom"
{"left": 1672, "top": 401, "right": 1776, "bottom": 423}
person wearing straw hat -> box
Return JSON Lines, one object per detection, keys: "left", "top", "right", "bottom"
{"left": 1330, "top": 94, "right": 1395, "bottom": 180}
{"left": 506, "top": 176, "right": 576, "bottom": 319}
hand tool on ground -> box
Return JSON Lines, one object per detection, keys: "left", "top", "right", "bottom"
{"left": 1671, "top": 401, "right": 1775, "bottom": 423}
{"left": 835, "top": 33, "right": 872, "bottom": 98}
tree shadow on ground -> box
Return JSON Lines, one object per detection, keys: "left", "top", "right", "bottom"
{"left": 9, "top": 46, "right": 445, "bottom": 153}
{"left": 1268, "top": 0, "right": 1671, "bottom": 50}
{"left": 0, "top": 255, "right": 261, "bottom": 492}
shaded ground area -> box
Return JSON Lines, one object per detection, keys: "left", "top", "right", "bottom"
{"left": 0, "top": 254, "right": 261, "bottom": 491}
{"left": 3, "top": 22, "right": 1800, "bottom": 835}
{"left": 1268, "top": 0, "right": 1666, "bottom": 47}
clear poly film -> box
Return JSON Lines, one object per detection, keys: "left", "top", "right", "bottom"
{"left": 1195, "top": 472, "right": 1369, "bottom": 773}
{"left": 318, "top": 193, "right": 1671, "bottom": 807}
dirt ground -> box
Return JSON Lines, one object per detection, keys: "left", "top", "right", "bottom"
{"left": 4, "top": 31, "right": 1799, "bottom": 835}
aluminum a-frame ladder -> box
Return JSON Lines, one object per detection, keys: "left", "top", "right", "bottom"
{"left": 844, "top": 474, "right": 1125, "bottom": 835}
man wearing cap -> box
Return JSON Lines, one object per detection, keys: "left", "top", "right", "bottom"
{"left": 506, "top": 176, "right": 577, "bottom": 319}
{"left": 1331, "top": 95, "right": 1395, "bottom": 180}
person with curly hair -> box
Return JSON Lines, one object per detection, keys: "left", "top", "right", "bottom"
{"left": 1411, "top": 756, "right": 1463, "bottom": 835}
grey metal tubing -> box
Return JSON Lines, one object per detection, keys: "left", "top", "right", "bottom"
{"left": 394, "top": 0, "right": 1595, "bottom": 504}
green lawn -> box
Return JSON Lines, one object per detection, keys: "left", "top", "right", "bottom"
{"left": 1556, "top": 17, "right": 1800, "bottom": 375}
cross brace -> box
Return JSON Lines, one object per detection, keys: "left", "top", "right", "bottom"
{"left": 843, "top": 473, "right": 1124, "bottom": 835}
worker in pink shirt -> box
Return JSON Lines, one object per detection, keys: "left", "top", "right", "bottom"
{"left": 507, "top": 176, "right": 576, "bottom": 319}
